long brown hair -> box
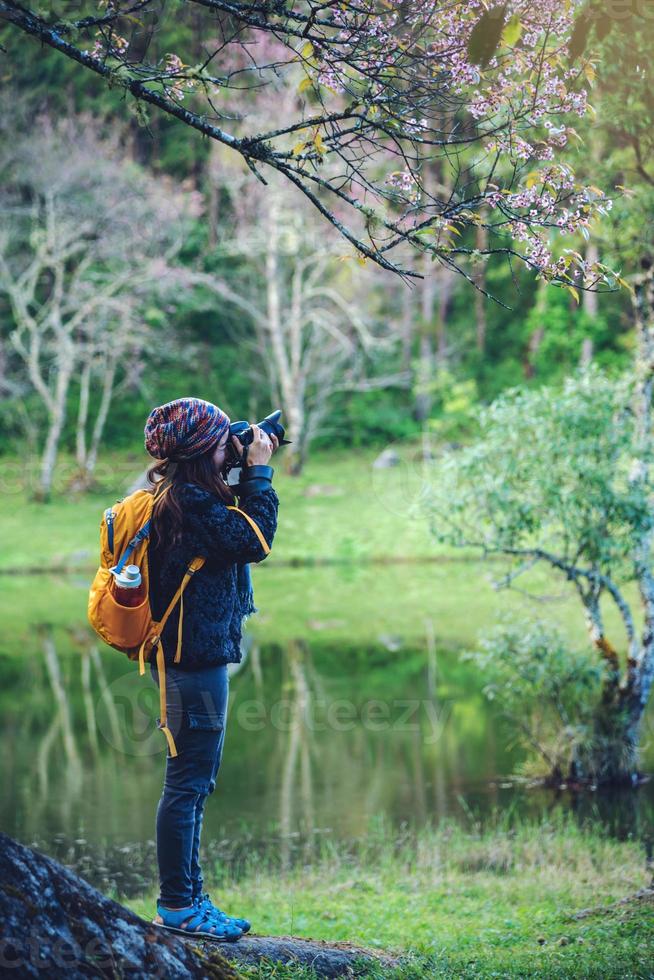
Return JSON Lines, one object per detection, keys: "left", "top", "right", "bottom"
{"left": 147, "top": 449, "right": 235, "bottom": 551}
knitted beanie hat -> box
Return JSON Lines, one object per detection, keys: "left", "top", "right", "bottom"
{"left": 144, "top": 397, "right": 230, "bottom": 460}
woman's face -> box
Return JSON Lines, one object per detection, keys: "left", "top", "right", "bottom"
{"left": 211, "top": 428, "right": 231, "bottom": 476}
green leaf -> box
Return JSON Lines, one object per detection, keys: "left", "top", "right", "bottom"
{"left": 502, "top": 15, "right": 522, "bottom": 48}
{"left": 467, "top": 4, "right": 507, "bottom": 68}
{"left": 616, "top": 275, "right": 635, "bottom": 295}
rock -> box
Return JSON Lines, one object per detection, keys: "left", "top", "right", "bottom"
{"left": 303, "top": 484, "right": 343, "bottom": 497}
{"left": 208, "top": 933, "right": 400, "bottom": 978}
{"left": 372, "top": 448, "right": 400, "bottom": 469}
{"left": 0, "top": 834, "right": 400, "bottom": 978}
{"left": 0, "top": 833, "right": 235, "bottom": 979}
{"left": 411, "top": 448, "right": 437, "bottom": 462}
{"left": 377, "top": 633, "right": 403, "bottom": 652}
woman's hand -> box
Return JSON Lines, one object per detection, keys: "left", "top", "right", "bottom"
{"left": 232, "top": 424, "right": 279, "bottom": 467}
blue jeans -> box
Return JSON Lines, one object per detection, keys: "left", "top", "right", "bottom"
{"left": 149, "top": 661, "right": 229, "bottom": 907}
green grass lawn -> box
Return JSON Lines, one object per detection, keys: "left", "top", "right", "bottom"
{"left": 122, "top": 814, "right": 654, "bottom": 979}
{"left": 0, "top": 441, "right": 473, "bottom": 569}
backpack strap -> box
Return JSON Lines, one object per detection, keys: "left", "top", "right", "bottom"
{"left": 152, "top": 641, "right": 175, "bottom": 756}
{"left": 138, "top": 556, "right": 205, "bottom": 758}
{"left": 138, "top": 506, "right": 268, "bottom": 674}
{"left": 113, "top": 520, "right": 151, "bottom": 575}
{"left": 138, "top": 555, "right": 205, "bottom": 675}
{"left": 105, "top": 508, "right": 115, "bottom": 556}
{"left": 226, "top": 505, "right": 271, "bottom": 556}
{"left": 138, "top": 503, "right": 267, "bottom": 758}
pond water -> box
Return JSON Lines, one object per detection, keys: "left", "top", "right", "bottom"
{"left": 1, "top": 566, "right": 653, "bottom": 897}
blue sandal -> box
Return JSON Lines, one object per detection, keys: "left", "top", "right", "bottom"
{"left": 153, "top": 901, "right": 243, "bottom": 942}
{"left": 194, "top": 891, "right": 251, "bottom": 934}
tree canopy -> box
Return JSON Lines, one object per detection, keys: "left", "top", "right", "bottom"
{"left": 0, "top": 0, "right": 616, "bottom": 288}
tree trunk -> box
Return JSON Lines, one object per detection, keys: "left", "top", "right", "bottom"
{"left": 413, "top": 165, "right": 437, "bottom": 422}
{"left": 583, "top": 244, "right": 599, "bottom": 320}
{"left": 206, "top": 142, "right": 222, "bottom": 250}
{"left": 571, "top": 656, "right": 642, "bottom": 785}
{"left": 72, "top": 347, "right": 118, "bottom": 489}
{"left": 579, "top": 241, "right": 599, "bottom": 368}
{"left": 475, "top": 222, "right": 488, "bottom": 353}
{"left": 623, "top": 258, "right": 654, "bottom": 770}
{"left": 84, "top": 351, "right": 119, "bottom": 480}
{"left": 400, "top": 276, "right": 414, "bottom": 373}
{"left": 579, "top": 337, "right": 594, "bottom": 368}
{"left": 524, "top": 281, "right": 547, "bottom": 379}
{"left": 586, "top": 694, "right": 641, "bottom": 785}
{"left": 39, "top": 345, "right": 74, "bottom": 500}
{"left": 75, "top": 356, "right": 91, "bottom": 468}
{"left": 436, "top": 266, "right": 454, "bottom": 365}
{"left": 572, "top": 259, "right": 654, "bottom": 785}
{"left": 413, "top": 328, "right": 434, "bottom": 423}
{"left": 265, "top": 193, "right": 302, "bottom": 474}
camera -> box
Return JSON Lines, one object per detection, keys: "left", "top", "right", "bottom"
{"left": 223, "top": 409, "right": 291, "bottom": 477}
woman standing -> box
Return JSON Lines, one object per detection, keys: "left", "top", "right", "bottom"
{"left": 142, "top": 397, "right": 279, "bottom": 940}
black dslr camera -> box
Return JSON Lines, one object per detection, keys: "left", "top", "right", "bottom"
{"left": 223, "top": 409, "right": 291, "bottom": 477}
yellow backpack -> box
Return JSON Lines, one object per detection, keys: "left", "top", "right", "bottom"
{"left": 87, "top": 485, "right": 270, "bottom": 756}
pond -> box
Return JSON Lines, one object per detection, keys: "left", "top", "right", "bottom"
{"left": 1, "top": 564, "right": 653, "bottom": 897}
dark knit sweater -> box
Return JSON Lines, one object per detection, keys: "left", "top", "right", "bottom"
{"left": 147, "top": 480, "right": 278, "bottom": 670}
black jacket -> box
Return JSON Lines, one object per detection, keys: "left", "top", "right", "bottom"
{"left": 147, "top": 469, "right": 278, "bottom": 669}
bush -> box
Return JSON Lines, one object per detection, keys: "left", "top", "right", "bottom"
{"left": 463, "top": 617, "right": 606, "bottom": 781}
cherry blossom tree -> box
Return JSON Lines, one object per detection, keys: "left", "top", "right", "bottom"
{"left": 0, "top": 0, "right": 614, "bottom": 292}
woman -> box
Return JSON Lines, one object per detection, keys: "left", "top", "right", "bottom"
{"left": 143, "top": 397, "right": 279, "bottom": 940}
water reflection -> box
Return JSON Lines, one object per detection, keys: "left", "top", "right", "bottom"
{"left": 40, "top": 625, "right": 82, "bottom": 782}
{"left": 0, "top": 615, "right": 652, "bottom": 898}
{"left": 277, "top": 639, "right": 315, "bottom": 868}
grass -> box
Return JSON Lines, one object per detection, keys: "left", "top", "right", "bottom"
{"left": 122, "top": 813, "right": 654, "bottom": 979}
{"left": 0, "top": 441, "right": 452, "bottom": 569}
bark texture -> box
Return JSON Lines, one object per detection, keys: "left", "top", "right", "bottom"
{"left": 210, "top": 934, "right": 399, "bottom": 978}
{"left": 0, "top": 832, "right": 236, "bottom": 978}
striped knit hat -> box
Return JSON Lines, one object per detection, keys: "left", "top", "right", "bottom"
{"left": 144, "top": 398, "right": 230, "bottom": 460}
